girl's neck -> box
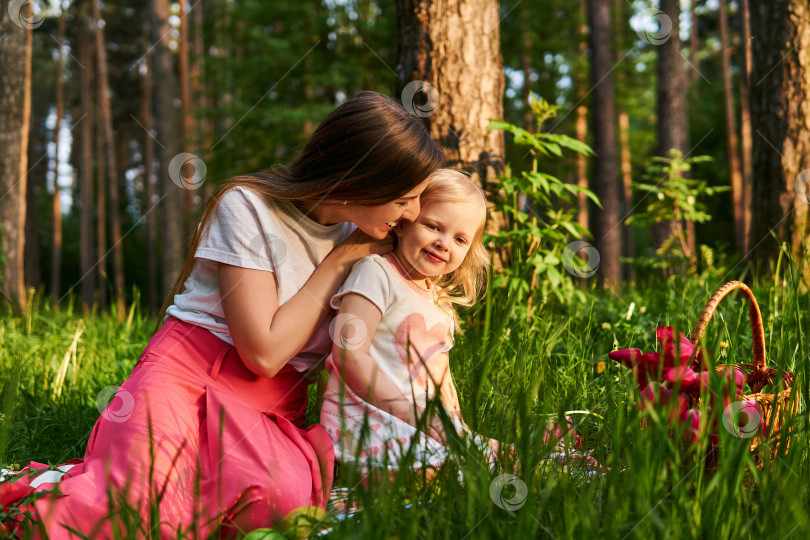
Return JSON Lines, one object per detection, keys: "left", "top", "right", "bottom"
{"left": 388, "top": 251, "right": 433, "bottom": 293}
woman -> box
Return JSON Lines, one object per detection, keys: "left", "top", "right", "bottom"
{"left": 1, "top": 91, "right": 444, "bottom": 538}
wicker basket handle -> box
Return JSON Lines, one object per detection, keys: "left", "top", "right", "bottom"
{"left": 688, "top": 281, "right": 766, "bottom": 369}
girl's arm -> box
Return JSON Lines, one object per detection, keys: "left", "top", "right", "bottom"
{"left": 435, "top": 354, "right": 503, "bottom": 455}
{"left": 219, "top": 229, "right": 392, "bottom": 379}
{"left": 332, "top": 292, "right": 449, "bottom": 444}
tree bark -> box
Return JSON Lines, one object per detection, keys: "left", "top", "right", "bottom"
{"left": 719, "top": 0, "right": 745, "bottom": 250}
{"left": 395, "top": 0, "right": 506, "bottom": 242}
{"left": 51, "top": 3, "right": 67, "bottom": 303}
{"left": 749, "top": 0, "right": 810, "bottom": 268}
{"left": 655, "top": 0, "right": 690, "bottom": 256}
{"left": 92, "top": 0, "right": 125, "bottom": 320}
{"left": 151, "top": 0, "right": 184, "bottom": 300}
{"left": 575, "top": 0, "right": 589, "bottom": 233}
{"left": 0, "top": 0, "right": 32, "bottom": 310}
{"left": 78, "top": 3, "right": 96, "bottom": 310}
{"left": 739, "top": 0, "right": 754, "bottom": 252}
{"left": 689, "top": 0, "right": 699, "bottom": 83}
{"left": 95, "top": 78, "right": 107, "bottom": 310}
{"left": 141, "top": 16, "right": 158, "bottom": 313}
{"left": 586, "top": 0, "right": 621, "bottom": 287}
{"left": 179, "top": 0, "right": 196, "bottom": 227}
{"left": 613, "top": 0, "right": 634, "bottom": 280}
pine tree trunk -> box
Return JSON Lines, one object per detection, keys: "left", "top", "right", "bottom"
{"left": 152, "top": 0, "right": 184, "bottom": 301}
{"left": 0, "top": 0, "right": 32, "bottom": 310}
{"left": 191, "top": 0, "right": 210, "bottom": 148}
{"left": 141, "top": 16, "right": 158, "bottom": 313}
{"left": 179, "top": 0, "right": 196, "bottom": 226}
{"left": 51, "top": 3, "right": 66, "bottom": 303}
{"left": 749, "top": 0, "right": 810, "bottom": 268}
{"left": 613, "top": 0, "right": 634, "bottom": 280}
{"left": 24, "top": 118, "right": 42, "bottom": 290}
{"left": 395, "top": 0, "right": 506, "bottom": 243}
{"left": 689, "top": 0, "right": 699, "bottom": 83}
{"left": 739, "top": 0, "right": 754, "bottom": 252}
{"left": 719, "top": 0, "right": 745, "bottom": 250}
{"left": 78, "top": 4, "right": 96, "bottom": 311}
{"left": 520, "top": 9, "right": 533, "bottom": 132}
{"left": 92, "top": 0, "right": 125, "bottom": 319}
{"left": 655, "top": 0, "right": 690, "bottom": 261}
{"left": 586, "top": 0, "right": 621, "bottom": 287}
{"left": 575, "top": 0, "right": 589, "bottom": 233}
{"left": 95, "top": 85, "right": 107, "bottom": 310}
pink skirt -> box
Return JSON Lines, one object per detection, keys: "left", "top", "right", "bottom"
{"left": 0, "top": 317, "right": 334, "bottom": 539}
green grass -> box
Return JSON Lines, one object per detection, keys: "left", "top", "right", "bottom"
{"left": 1, "top": 262, "right": 808, "bottom": 539}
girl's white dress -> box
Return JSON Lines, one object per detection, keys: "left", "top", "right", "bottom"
{"left": 320, "top": 253, "right": 466, "bottom": 471}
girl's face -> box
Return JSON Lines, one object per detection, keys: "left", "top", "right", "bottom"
{"left": 395, "top": 198, "right": 484, "bottom": 280}
{"left": 351, "top": 179, "right": 429, "bottom": 239}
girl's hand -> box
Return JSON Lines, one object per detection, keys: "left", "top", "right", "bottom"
{"left": 329, "top": 229, "right": 395, "bottom": 268}
{"left": 411, "top": 404, "right": 450, "bottom": 445}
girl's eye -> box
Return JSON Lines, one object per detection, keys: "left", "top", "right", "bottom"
{"left": 456, "top": 237, "right": 467, "bottom": 245}
{"left": 427, "top": 224, "right": 439, "bottom": 231}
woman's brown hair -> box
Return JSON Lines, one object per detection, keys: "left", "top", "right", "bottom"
{"left": 156, "top": 91, "right": 444, "bottom": 329}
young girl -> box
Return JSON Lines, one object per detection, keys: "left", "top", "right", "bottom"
{"left": 320, "top": 169, "right": 497, "bottom": 474}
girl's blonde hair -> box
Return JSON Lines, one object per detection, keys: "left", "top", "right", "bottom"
{"left": 420, "top": 169, "right": 489, "bottom": 329}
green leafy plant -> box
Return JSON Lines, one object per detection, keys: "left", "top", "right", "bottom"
{"left": 486, "top": 94, "right": 599, "bottom": 311}
{"left": 628, "top": 149, "right": 726, "bottom": 273}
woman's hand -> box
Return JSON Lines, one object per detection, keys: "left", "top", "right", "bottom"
{"left": 327, "top": 229, "right": 394, "bottom": 270}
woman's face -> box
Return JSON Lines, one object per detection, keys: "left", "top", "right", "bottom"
{"left": 351, "top": 179, "right": 429, "bottom": 239}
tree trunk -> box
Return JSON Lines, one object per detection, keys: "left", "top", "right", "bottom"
{"left": 95, "top": 82, "right": 107, "bottom": 310}
{"left": 141, "top": 16, "right": 158, "bottom": 313}
{"left": 719, "top": 0, "right": 745, "bottom": 250}
{"left": 78, "top": 3, "right": 96, "bottom": 311}
{"left": 152, "top": 0, "right": 185, "bottom": 302}
{"left": 0, "top": 0, "right": 32, "bottom": 310}
{"left": 151, "top": 0, "right": 184, "bottom": 300}
{"left": 179, "top": 0, "right": 196, "bottom": 226}
{"left": 689, "top": 0, "right": 699, "bottom": 83}
{"left": 191, "top": 0, "right": 210, "bottom": 149}
{"left": 51, "top": 3, "right": 67, "bottom": 303}
{"left": 395, "top": 0, "right": 506, "bottom": 245}
{"left": 586, "top": 0, "right": 621, "bottom": 287}
{"left": 575, "top": 0, "right": 589, "bottom": 233}
{"left": 24, "top": 115, "right": 43, "bottom": 290}
{"left": 749, "top": 0, "right": 810, "bottom": 268}
{"left": 92, "top": 0, "right": 125, "bottom": 320}
{"left": 739, "top": 0, "right": 754, "bottom": 252}
{"left": 655, "top": 0, "right": 690, "bottom": 257}
{"left": 613, "top": 0, "right": 634, "bottom": 280}
{"left": 520, "top": 9, "right": 533, "bottom": 132}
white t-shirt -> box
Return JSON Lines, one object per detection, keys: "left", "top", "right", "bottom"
{"left": 320, "top": 253, "right": 461, "bottom": 467}
{"left": 165, "top": 185, "right": 355, "bottom": 373}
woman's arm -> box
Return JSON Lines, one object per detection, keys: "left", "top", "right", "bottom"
{"left": 331, "top": 293, "right": 449, "bottom": 444}
{"left": 219, "top": 229, "right": 392, "bottom": 378}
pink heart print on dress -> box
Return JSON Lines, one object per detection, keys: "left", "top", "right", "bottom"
{"left": 394, "top": 312, "right": 449, "bottom": 388}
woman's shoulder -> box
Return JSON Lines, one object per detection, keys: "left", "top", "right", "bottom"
{"left": 218, "top": 185, "right": 277, "bottom": 213}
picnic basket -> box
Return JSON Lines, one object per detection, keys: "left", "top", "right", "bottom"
{"left": 687, "top": 281, "right": 798, "bottom": 459}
